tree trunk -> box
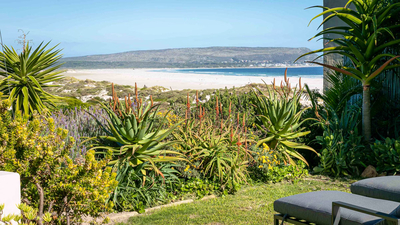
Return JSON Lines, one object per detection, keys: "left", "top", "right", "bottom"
{"left": 362, "top": 84, "right": 372, "bottom": 141}
{"left": 35, "top": 182, "right": 44, "bottom": 225}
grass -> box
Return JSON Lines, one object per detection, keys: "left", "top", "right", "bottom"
{"left": 118, "top": 176, "right": 353, "bottom": 225}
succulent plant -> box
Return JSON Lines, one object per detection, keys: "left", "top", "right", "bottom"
{"left": 252, "top": 69, "right": 318, "bottom": 166}
{"left": 88, "top": 83, "right": 184, "bottom": 177}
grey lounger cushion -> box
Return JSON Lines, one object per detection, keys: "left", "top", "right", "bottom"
{"left": 274, "top": 191, "right": 400, "bottom": 225}
{"left": 351, "top": 176, "right": 400, "bottom": 203}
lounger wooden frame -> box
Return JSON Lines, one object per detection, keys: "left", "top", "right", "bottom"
{"left": 274, "top": 201, "right": 400, "bottom": 225}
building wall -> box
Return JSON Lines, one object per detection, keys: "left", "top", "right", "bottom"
{"left": 322, "top": 0, "right": 349, "bottom": 92}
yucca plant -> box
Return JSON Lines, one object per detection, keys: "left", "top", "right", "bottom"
{"left": 88, "top": 83, "right": 184, "bottom": 179}
{"left": 0, "top": 42, "right": 64, "bottom": 116}
{"left": 252, "top": 70, "right": 317, "bottom": 166}
{"left": 172, "top": 94, "right": 251, "bottom": 192}
{"left": 297, "top": 0, "right": 400, "bottom": 140}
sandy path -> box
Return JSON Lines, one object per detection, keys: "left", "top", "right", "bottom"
{"left": 64, "top": 69, "right": 323, "bottom": 91}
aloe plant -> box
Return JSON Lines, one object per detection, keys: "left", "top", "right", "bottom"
{"left": 88, "top": 83, "right": 184, "bottom": 178}
{"left": 0, "top": 42, "right": 64, "bottom": 116}
{"left": 297, "top": 0, "right": 400, "bottom": 140}
{"left": 172, "top": 95, "right": 251, "bottom": 192}
{"left": 252, "top": 70, "right": 317, "bottom": 166}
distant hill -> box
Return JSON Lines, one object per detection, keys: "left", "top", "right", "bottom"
{"left": 61, "top": 47, "right": 320, "bottom": 69}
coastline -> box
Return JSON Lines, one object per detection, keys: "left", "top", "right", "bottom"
{"left": 64, "top": 68, "right": 323, "bottom": 91}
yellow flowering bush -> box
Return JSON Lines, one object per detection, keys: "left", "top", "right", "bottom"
{"left": 253, "top": 143, "right": 282, "bottom": 170}
{"left": 0, "top": 98, "right": 118, "bottom": 224}
{"left": 157, "top": 111, "right": 181, "bottom": 128}
{"left": 250, "top": 144, "right": 308, "bottom": 183}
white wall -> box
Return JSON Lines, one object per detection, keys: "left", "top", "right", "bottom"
{"left": 0, "top": 171, "right": 21, "bottom": 223}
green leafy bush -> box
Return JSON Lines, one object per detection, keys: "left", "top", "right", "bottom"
{"left": 174, "top": 177, "right": 221, "bottom": 199}
{"left": 112, "top": 163, "right": 180, "bottom": 213}
{"left": 265, "top": 163, "right": 308, "bottom": 184}
{"left": 369, "top": 138, "right": 400, "bottom": 174}
{"left": 313, "top": 106, "right": 365, "bottom": 177}
{"left": 0, "top": 98, "right": 117, "bottom": 224}
{"left": 249, "top": 145, "right": 308, "bottom": 183}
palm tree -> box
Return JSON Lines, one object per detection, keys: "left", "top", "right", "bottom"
{"left": 0, "top": 42, "right": 64, "bottom": 116}
{"left": 297, "top": 0, "right": 400, "bottom": 141}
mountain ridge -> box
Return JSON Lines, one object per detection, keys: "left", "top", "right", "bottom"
{"left": 61, "top": 46, "right": 320, "bottom": 69}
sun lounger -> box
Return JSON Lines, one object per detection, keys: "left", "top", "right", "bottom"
{"left": 351, "top": 176, "right": 400, "bottom": 203}
{"left": 274, "top": 177, "right": 400, "bottom": 225}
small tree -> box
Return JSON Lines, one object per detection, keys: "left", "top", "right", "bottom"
{"left": 0, "top": 97, "right": 118, "bottom": 225}
{"left": 297, "top": 0, "right": 400, "bottom": 141}
{"left": 0, "top": 42, "right": 64, "bottom": 116}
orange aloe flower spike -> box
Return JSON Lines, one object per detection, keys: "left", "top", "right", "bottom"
{"left": 112, "top": 83, "right": 115, "bottom": 101}
{"left": 125, "top": 96, "right": 129, "bottom": 113}
{"left": 135, "top": 82, "right": 139, "bottom": 107}
{"left": 128, "top": 93, "right": 132, "bottom": 111}
{"left": 216, "top": 96, "right": 219, "bottom": 117}
{"left": 196, "top": 91, "right": 198, "bottom": 104}
{"left": 284, "top": 68, "right": 288, "bottom": 83}
{"left": 273, "top": 78, "right": 276, "bottom": 90}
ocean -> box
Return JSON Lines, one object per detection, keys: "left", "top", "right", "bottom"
{"left": 159, "top": 67, "right": 323, "bottom": 78}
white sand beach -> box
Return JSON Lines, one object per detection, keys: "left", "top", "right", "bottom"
{"left": 64, "top": 69, "right": 323, "bottom": 91}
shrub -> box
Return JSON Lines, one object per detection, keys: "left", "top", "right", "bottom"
{"left": 173, "top": 177, "right": 221, "bottom": 199}
{"left": 369, "top": 138, "right": 400, "bottom": 174}
{"left": 248, "top": 144, "right": 308, "bottom": 183}
{"left": 263, "top": 163, "right": 308, "bottom": 184}
{"left": 112, "top": 163, "right": 180, "bottom": 213}
{"left": 251, "top": 144, "right": 282, "bottom": 171}
{"left": 313, "top": 106, "right": 365, "bottom": 177}
{"left": 0, "top": 98, "right": 117, "bottom": 224}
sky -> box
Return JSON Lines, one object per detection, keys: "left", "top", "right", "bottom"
{"left": 1, "top": 0, "right": 323, "bottom": 57}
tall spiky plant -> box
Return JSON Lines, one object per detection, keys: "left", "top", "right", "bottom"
{"left": 88, "top": 83, "right": 184, "bottom": 178}
{"left": 297, "top": 0, "right": 400, "bottom": 141}
{"left": 252, "top": 69, "right": 317, "bottom": 166}
{"left": 0, "top": 42, "right": 64, "bottom": 116}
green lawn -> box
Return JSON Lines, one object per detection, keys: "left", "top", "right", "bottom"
{"left": 119, "top": 176, "right": 353, "bottom": 225}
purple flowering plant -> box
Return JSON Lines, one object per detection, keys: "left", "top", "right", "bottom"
{"left": 51, "top": 106, "right": 108, "bottom": 158}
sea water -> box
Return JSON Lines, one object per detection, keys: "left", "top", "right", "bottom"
{"left": 158, "top": 67, "right": 323, "bottom": 78}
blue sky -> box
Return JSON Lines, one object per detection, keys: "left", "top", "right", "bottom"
{"left": 1, "top": 0, "right": 323, "bottom": 57}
